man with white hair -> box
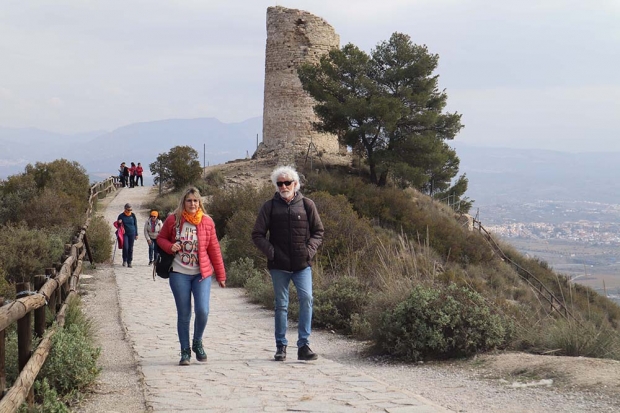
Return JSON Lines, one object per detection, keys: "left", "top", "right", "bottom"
{"left": 252, "top": 165, "right": 324, "bottom": 361}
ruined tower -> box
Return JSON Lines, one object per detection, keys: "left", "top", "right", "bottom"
{"left": 260, "top": 6, "right": 340, "bottom": 163}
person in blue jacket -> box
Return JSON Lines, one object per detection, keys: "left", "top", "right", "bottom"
{"left": 117, "top": 203, "right": 138, "bottom": 267}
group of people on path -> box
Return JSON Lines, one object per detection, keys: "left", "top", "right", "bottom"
{"left": 118, "top": 162, "right": 144, "bottom": 188}
{"left": 114, "top": 165, "right": 324, "bottom": 366}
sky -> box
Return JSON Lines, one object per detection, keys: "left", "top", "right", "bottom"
{"left": 1, "top": 0, "right": 619, "bottom": 152}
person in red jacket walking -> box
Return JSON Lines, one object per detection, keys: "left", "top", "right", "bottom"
{"left": 157, "top": 187, "right": 226, "bottom": 365}
{"left": 135, "top": 162, "right": 144, "bottom": 186}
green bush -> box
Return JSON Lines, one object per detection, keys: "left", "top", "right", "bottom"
{"left": 40, "top": 297, "right": 101, "bottom": 399}
{"left": 375, "top": 283, "right": 511, "bottom": 361}
{"left": 18, "top": 378, "right": 70, "bottom": 413}
{"left": 86, "top": 215, "right": 114, "bottom": 263}
{"left": 223, "top": 210, "right": 267, "bottom": 269}
{"left": 244, "top": 271, "right": 274, "bottom": 308}
{"left": 208, "top": 183, "right": 274, "bottom": 238}
{"left": 227, "top": 257, "right": 263, "bottom": 288}
{"left": 0, "top": 223, "right": 62, "bottom": 283}
{"left": 313, "top": 276, "right": 369, "bottom": 333}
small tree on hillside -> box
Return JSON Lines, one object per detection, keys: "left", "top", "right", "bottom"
{"left": 298, "top": 32, "right": 468, "bottom": 205}
{"left": 150, "top": 145, "right": 202, "bottom": 190}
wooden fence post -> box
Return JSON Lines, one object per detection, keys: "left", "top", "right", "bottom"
{"left": 16, "top": 282, "right": 34, "bottom": 407}
{"left": 83, "top": 233, "right": 95, "bottom": 265}
{"left": 34, "top": 275, "right": 47, "bottom": 338}
{"left": 45, "top": 269, "right": 57, "bottom": 318}
{"left": 0, "top": 297, "right": 5, "bottom": 397}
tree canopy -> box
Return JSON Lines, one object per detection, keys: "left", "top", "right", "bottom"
{"left": 149, "top": 145, "right": 202, "bottom": 190}
{"left": 298, "top": 32, "right": 470, "bottom": 209}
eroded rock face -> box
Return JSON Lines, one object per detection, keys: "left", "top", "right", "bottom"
{"left": 260, "top": 6, "right": 340, "bottom": 165}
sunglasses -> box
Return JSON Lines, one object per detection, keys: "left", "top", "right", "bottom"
{"left": 276, "top": 181, "right": 293, "bottom": 187}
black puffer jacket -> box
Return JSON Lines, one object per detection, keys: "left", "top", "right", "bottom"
{"left": 252, "top": 192, "right": 324, "bottom": 272}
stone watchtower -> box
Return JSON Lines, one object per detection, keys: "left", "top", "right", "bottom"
{"left": 259, "top": 6, "right": 341, "bottom": 164}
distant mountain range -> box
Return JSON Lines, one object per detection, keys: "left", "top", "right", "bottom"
{"left": 451, "top": 142, "right": 620, "bottom": 207}
{"left": 2, "top": 119, "right": 618, "bottom": 208}
{"left": 0, "top": 117, "right": 262, "bottom": 182}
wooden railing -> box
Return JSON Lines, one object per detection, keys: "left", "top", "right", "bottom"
{"left": 0, "top": 176, "right": 118, "bottom": 412}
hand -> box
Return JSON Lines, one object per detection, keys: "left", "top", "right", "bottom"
{"left": 147, "top": 239, "right": 152, "bottom": 245}
{"left": 135, "top": 235, "right": 138, "bottom": 240}
{"left": 117, "top": 219, "right": 122, "bottom": 224}
{"left": 171, "top": 243, "right": 182, "bottom": 253}
{"left": 218, "top": 280, "right": 226, "bottom": 288}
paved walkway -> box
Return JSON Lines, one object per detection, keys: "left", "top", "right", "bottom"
{"left": 104, "top": 187, "right": 448, "bottom": 412}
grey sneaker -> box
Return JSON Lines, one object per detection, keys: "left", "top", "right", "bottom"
{"left": 274, "top": 345, "right": 287, "bottom": 361}
{"left": 122, "top": 261, "right": 127, "bottom": 267}
{"left": 179, "top": 348, "right": 191, "bottom": 366}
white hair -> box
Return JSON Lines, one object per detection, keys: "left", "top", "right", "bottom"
{"left": 270, "top": 165, "right": 301, "bottom": 192}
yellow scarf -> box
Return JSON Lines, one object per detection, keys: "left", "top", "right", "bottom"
{"left": 182, "top": 210, "right": 203, "bottom": 226}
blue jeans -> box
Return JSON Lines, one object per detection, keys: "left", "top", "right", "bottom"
{"left": 148, "top": 238, "right": 159, "bottom": 262}
{"left": 270, "top": 267, "right": 313, "bottom": 348}
{"left": 169, "top": 272, "right": 212, "bottom": 350}
{"left": 122, "top": 234, "right": 135, "bottom": 264}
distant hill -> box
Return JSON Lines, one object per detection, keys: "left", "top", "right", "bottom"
{"left": 451, "top": 142, "right": 620, "bottom": 207}
{"left": 0, "top": 117, "right": 262, "bottom": 182}
{"left": 3, "top": 120, "right": 619, "bottom": 208}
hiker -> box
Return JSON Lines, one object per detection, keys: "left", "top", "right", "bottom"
{"left": 122, "top": 163, "right": 130, "bottom": 187}
{"left": 156, "top": 187, "right": 226, "bottom": 365}
{"left": 129, "top": 162, "right": 136, "bottom": 188}
{"left": 136, "top": 162, "right": 144, "bottom": 186}
{"left": 117, "top": 203, "right": 138, "bottom": 267}
{"left": 144, "top": 209, "right": 163, "bottom": 265}
{"left": 251, "top": 165, "right": 324, "bottom": 362}
{"left": 119, "top": 162, "right": 128, "bottom": 187}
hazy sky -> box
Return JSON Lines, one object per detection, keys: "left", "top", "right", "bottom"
{"left": 1, "top": 0, "right": 619, "bottom": 152}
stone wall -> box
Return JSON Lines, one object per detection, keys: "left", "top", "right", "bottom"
{"left": 260, "top": 6, "right": 340, "bottom": 164}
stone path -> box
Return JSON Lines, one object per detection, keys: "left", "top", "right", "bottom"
{"left": 102, "top": 186, "right": 448, "bottom": 412}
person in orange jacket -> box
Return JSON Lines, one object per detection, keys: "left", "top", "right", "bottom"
{"left": 156, "top": 187, "right": 226, "bottom": 365}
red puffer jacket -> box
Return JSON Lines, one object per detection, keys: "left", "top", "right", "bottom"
{"left": 157, "top": 214, "right": 226, "bottom": 282}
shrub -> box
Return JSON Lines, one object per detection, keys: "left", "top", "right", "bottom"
{"left": 86, "top": 216, "right": 114, "bottom": 263}
{"left": 313, "top": 276, "right": 369, "bottom": 333}
{"left": 244, "top": 271, "right": 274, "bottom": 308}
{"left": 223, "top": 210, "right": 267, "bottom": 269}
{"left": 208, "top": 183, "right": 274, "bottom": 238}
{"left": 375, "top": 283, "right": 511, "bottom": 361}
{"left": 226, "top": 257, "right": 263, "bottom": 288}
{"left": 18, "top": 378, "right": 70, "bottom": 413}
{"left": 0, "top": 223, "right": 61, "bottom": 283}
{"left": 40, "top": 296, "right": 101, "bottom": 399}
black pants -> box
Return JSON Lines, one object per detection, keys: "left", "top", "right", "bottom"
{"left": 137, "top": 175, "right": 143, "bottom": 186}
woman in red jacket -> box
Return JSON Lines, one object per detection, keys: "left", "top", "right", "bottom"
{"left": 157, "top": 187, "right": 226, "bottom": 365}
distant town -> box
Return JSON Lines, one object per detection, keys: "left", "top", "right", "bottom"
{"left": 477, "top": 200, "right": 620, "bottom": 304}
{"left": 478, "top": 200, "right": 620, "bottom": 245}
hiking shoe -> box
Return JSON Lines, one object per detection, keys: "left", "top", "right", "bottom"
{"left": 122, "top": 261, "right": 127, "bottom": 267}
{"left": 127, "top": 263, "right": 132, "bottom": 268}
{"left": 297, "top": 345, "right": 318, "bottom": 361}
{"left": 179, "top": 348, "right": 191, "bottom": 366}
{"left": 192, "top": 339, "right": 207, "bottom": 362}
{"left": 274, "top": 345, "right": 287, "bottom": 361}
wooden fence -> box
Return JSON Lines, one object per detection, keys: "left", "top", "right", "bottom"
{"left": 0, "top": 176, "right": 118, "bottom": 412}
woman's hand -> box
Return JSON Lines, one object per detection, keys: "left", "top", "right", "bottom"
{"left": 218, "top": 280, "right": 226, "bottom": 288}
{"left": 170, "top": 242, "right": 182, "bottom": 253}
